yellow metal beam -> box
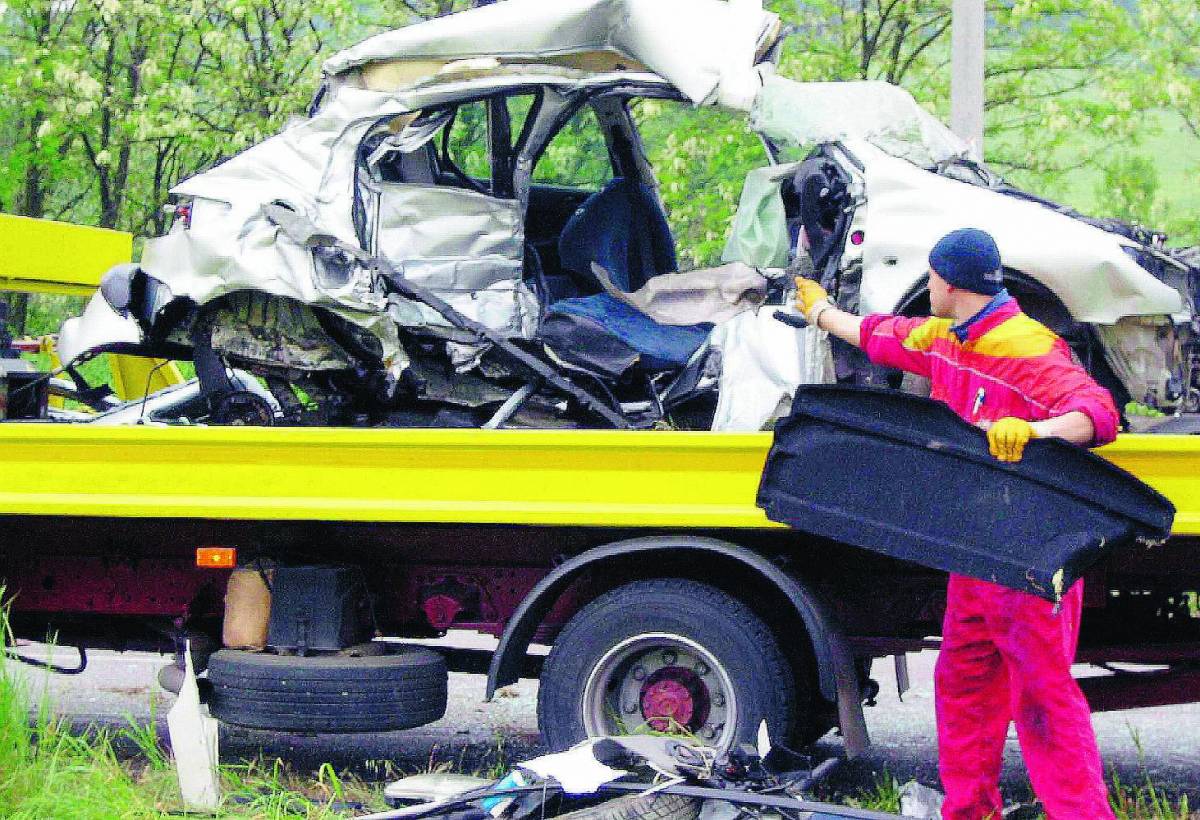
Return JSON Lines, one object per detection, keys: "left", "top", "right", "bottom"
{"left": 0, "top": 213, "right": 132, "bottom": 294}
{"left": 0, "top": 425, "right": 1193, "bottom": 535}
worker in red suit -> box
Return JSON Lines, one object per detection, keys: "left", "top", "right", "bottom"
{"left": 795, "top": 227, "right": 1120, "bottom": 819}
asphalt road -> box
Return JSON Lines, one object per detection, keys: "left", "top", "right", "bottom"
{"left": 10, "top": 637, "right": 1200, "bottom": 806}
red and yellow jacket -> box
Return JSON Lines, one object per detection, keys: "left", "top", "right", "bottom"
{"left": 859, "top": 295, "right": 1120, "bottom": 446}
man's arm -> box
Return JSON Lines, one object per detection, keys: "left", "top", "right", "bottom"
{"left": 814, "top": 305, "right": 863, "bottom": 347}
{"left": 795, "top": 277, "right": 937, "bottom": 378}
{"left": 987, "top": 411, "right": 1097, "bottom": 463}
{"left": 1030, "top": 411, "right": 1095, "bottom": 446}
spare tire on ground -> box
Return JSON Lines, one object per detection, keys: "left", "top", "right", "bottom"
{"left": 206, "top": 646, "right": 448, "bottom": 732}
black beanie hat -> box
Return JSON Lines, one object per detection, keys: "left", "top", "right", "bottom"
{"left": 928, "top": 228, "right": 1004, "bottom": 296}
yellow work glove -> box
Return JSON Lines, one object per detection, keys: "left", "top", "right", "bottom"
{"left": 988, "top": 417, "right": 1036, "bottom": 463}
{"left": 794, "top": 277, "right": 831, "bottom": 325}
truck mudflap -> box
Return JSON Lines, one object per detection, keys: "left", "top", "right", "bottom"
{"left": 757, "top": 385, "right": 1176, "bottom": 602}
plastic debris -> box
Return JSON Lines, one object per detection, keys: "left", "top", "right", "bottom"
{"left": 898, "top": 781, "right": 943, "bottom": 819}
{"left": 519, "top": 741, "right": 630, "bottom": 794}
{"left": 167, "top": 640, "right": 220, "bottom": 810}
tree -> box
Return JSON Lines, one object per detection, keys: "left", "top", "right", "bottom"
{"left": 782, "top": 0, "right": 1144, "bottom": 193}
{"left": 1139, "top": 0, "right": 1200, "bottom": 142}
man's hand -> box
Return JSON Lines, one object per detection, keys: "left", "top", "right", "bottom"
{"left": 988, "top": 417, "right": 1036, "bottom": 463}
{"left": 794, "top": 277, "right": 830, "bottom": 324}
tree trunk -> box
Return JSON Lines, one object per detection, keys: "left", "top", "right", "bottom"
{"left": 1, "top": 294, "right": 30, "bottom": 339}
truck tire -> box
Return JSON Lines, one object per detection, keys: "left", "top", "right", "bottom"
{"left": 555, "top": 793, "right": 699, "bottom": 820}
{"left": 537, "top": 579, "right": 794, "bottom": 753}
{"left": 206, "top": 647, "right": 447, "bottom": 732}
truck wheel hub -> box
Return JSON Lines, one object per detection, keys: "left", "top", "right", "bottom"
{"left": 640, "top": 667, "right": 709, "bottom": 731}
{"left": 582, "top": 633, "right": 735, "bottom": 747}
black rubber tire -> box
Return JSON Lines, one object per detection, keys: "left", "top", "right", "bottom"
{"left": 537, "top": 578, "right": 795, "bottom": 753}
{"left": 206, "top": 647, "right": 448, "bottom": 732}
{"left": 555, "top": 793, "right": 699, "bottom": 820}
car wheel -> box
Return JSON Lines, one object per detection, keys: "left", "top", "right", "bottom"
{"left": 206, "top": 646, "right": 447, "bottom": 732}
{"left": 537, "top": 578, "right": 795, "bottom": 753}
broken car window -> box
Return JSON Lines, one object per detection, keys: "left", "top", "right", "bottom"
{"left": 532, "top": 105, "right": 613, "bottom": 190}
{"left": 629, "top": 98, "right": 766, "bottom": 268}
{"left": 445, "top": 100, "right": 491, "bottom": 183}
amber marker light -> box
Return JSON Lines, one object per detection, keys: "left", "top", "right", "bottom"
{"left": 196, "top": 547, "right": 237, "bottom": 569}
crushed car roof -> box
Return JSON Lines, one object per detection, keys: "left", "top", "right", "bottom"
{"left": 323, "top": 0, "right": 783, "bottom": 109}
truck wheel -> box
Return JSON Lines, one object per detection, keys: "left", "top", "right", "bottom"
{"left": 206, "top": 647, "right": 447, "bottom": 732}
{"left": 537, "top": 579, "right": 794, "bottom": 753}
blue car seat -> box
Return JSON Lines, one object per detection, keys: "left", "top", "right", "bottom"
{"left": 541, "top": 178, "right": 711, "bottom": 377}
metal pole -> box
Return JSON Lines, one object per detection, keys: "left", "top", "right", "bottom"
{"left": 950, "top": 0, "right": 985, "bottom": 159}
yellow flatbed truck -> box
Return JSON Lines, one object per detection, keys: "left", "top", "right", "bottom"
{"left": 2, "top": 215, "right": 1199, "bottom": 756}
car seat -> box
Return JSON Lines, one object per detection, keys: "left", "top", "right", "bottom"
{"left": 541, "top": 177, "right": 711, "bottom": 377}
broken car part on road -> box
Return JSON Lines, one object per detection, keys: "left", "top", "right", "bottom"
{"left": 361, "top": 735, "right": 899, "bottom": 820}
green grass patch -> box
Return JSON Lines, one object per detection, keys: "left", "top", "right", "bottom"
{"left": 0, "top": 595, "right": 385, "bottom": 818}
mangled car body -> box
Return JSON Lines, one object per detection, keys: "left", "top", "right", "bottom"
{"left": 59, "top": 0, "right": 1200, "bottom": 430}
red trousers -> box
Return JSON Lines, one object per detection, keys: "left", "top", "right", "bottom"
{"left": 935, "top": 574, "right": 1114, "bottom": 820}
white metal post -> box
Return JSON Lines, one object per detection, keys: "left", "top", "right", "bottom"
{"left": 950, "top": 0, "right": 985, "bottom": 159}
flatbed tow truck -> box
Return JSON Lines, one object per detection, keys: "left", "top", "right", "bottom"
{"left": 2, "top": 214, "right": 1199, "bottom": 757}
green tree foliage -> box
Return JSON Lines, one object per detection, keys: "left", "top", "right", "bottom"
{"left": 783, "top": 0, "right": 1144, "bottom": 189}
{"left": 0, "top": 0, "right": 1195, "bottom": 280}
{"left": 1140, "top": 0, "right": 1200, "bottom": 142}
{"left": 0, "top": 0, "right": 469, "bottom": 236}
{"left": 1096, "top": 155, "right": 1163, "bottom": 229}
{"left": 632, "top": 99, "right": 765, "bottom": 267}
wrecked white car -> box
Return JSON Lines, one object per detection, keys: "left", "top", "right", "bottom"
{"left": 59, "top": 0, "right": 1199, "bottom": 431}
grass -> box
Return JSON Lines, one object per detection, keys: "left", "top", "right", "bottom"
{"left": 0, "top": 598, "right": 385, "bottom": 818}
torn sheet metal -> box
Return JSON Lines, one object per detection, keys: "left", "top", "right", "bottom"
{"left": 709, "top": 307, "right": 833, "bottom": 431}
{"left": 323, "top": 0, "right": 782, "bottom": 109}
{"left": 592, "top": 261, "right": 768, "bottom": 326}
{"left": 751, "top": 77, "right": 968, "bottom": 167}
{"left": 376, "top": 184, "right": 536, "bottom": 336}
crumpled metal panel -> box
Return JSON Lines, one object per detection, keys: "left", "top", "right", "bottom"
{"left": 58, "top": 293, "right": 144, "bottom": 365}
{"left": 850, "top": 140, "right": 1185, "bottom": 322}
{"left": 708, "top": 307, "right": 832, "bottom": 431}
{"left": 376, "top": 184, "right": 522, "bottom": 265}
{"left": 388, "top": 274, "right": 538, "bottom": 338}
{"left": 376, "top": 184, "right": 534, "bottom": 336}
{"left": 751, "top": 77, "right": 967, "bottom": 167}
{"left": 323, "top": 0, "right": 781, "bottom": 109}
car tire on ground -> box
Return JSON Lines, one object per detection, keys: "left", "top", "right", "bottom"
{"left": 537, "top": 578, "right": 795, "bottom": 753}
{"left": 206, "top": 647, "right": 448, "bottom": 732}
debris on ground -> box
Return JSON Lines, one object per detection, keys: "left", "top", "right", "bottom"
{"left": 360, "top": 734, "right": 901, "bottom": 820}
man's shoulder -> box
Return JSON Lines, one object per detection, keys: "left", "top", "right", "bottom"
{"left": 970, "top": 311, "right": 1061, "bottom": 359}
{"left": 896, "top": 316, "right": 953, "bottom": 351}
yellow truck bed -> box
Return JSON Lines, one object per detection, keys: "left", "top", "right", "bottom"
{"left": 1, "top": 424, "right": 1196, "bottom": 534}
{"left": 2, "top": 215, "right": 1197, "bottom": 535}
